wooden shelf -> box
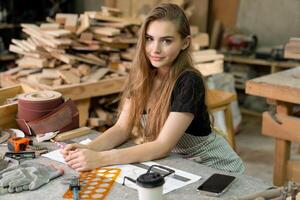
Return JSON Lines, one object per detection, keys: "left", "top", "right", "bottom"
{"left": 224, "top": 55, "right": 300, "bottom": 72}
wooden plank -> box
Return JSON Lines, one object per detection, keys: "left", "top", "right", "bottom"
{"left": 78, "top": 64, "right": 92, "bottom": 76}
{"left": 82, "top": 68, "right": 110, "bottom": 82}
{"left": 51, "top": 53, "right": 76, "bottom": 64}
{"left": 65, "top": 14, "right": 78, "bottom": 32}
{"left": 40, "top": 23, "right": 60, "bottom": 30}
{"left": 194, "top": 60, "right": 223, "bottom": 77}
{"left": 12, "top": 39, "right": 31, "bottom": 52}
{"left": 58, "top": 70, "right": 80, "bottom": 84}
{"left": 16, "top": 57, "right": 48, "bottom": 68}
{"left": 86, "top": 11, "right": 142, "bottom": 25}
{"left": 68, "top": 55, "right": 99, "bottom": 65}
{"left": 193, "top": 54, "right": 224, "bottom": 63}
{"left": 0, "top": 84, "right": 36, "bottom": 129}
{"left": 75, "top": 98, "right": 90, "bottom": 126}
{"left": 91, "top": 27, "right": 121, "bottom": 36}
{"left": 9, "top": 44, "right": 42, "bottom": 58}
{"left": 54, "top": 127, "right": 91, "bottom": 141}
{"left": 80, "top": 32, "right": 93, "bottom": 41}
{"left": 54, "top": 76, "right": 125, "bottom": 100}
{"left": 262, "top": 112, "right": 300, "bottom": 142}
{"left": 78, "top": 53, "right": 106, "bottom": 66}
{"left": 55, "top": 13, "right": 78, "bottom": 32}
{"left": 41, "top": 69, "right": 60, "bottom": 79}
{"left": 273, "top": 139, "right": 290, "bottom": 186}
{"left": 22, "top": 27, "right": 58, "bottom": 48}
{"left": 0, "top": 85, "right": 22, "bottom": 106}
{"left": 76, "top": 13, "right": 90, "bottom": 35}
{"left": 0, "top": 104, "right": 18, "bottom": 129}
{"left": 44, "top": 29, "right": 71, "bottom": 37}
{"left": 191, "top": 33, "right": 209, "bottom": 49}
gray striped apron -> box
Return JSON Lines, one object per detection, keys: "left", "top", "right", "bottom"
{"left": 141, "top": 114, "right": 245, "bottom": 174}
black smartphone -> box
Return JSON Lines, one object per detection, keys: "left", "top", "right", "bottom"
{"left": 197, "top": 173, "right": 236, "bottom": 196}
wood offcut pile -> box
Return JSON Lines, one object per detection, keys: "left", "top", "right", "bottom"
{"left": 1, "top": 6, "right": 141, "bottom": 89}
{"left": 284, "top": 37, "right": 300, "bottom": 60}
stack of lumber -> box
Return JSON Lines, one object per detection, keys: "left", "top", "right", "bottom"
{"left": 192, "top": 49, "right": 224, "bottom": 76}
{"left": 1, "top": 6, "right": 141, "bottom": 89}
{"left": 284, "top": 37, "right": 300, "bottom": 60}
{"left": 88, "top": 94, "right": 120, "bottom": 131}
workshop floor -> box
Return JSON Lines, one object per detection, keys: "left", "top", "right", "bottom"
{"left": 235, "top": 114, "right": 300, "bottom": 185}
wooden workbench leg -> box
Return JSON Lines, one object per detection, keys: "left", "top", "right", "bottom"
{"left": 75, "top": 98, "right": 91, "bottom": 127}
{"left": 224, "top": 105, "right": 236, "bottom": 151}
{"left": 273, "top": 139, "right": 291, "bottom": 186}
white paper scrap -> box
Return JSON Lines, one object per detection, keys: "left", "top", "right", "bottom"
{"left": 112, "top": 161, "right": 201, "bottom": 194}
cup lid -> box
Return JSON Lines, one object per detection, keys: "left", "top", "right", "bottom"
{"left": 137, "top": 172, "right": 165, "bottom": 188}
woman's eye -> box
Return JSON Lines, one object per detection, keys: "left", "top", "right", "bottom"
{"left": 162, "top": 39, "right": 172, "bottom": 45}
{"left": 145, "top": 36, "right": 153, "bottom": 42}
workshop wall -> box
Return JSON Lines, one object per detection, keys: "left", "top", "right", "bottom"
{"left": 236, "top": 0, "right": 300, "bottom": 47}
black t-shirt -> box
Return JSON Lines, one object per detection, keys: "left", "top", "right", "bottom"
{"left": 170, "top": 70, "right": 211, "bottom": 136}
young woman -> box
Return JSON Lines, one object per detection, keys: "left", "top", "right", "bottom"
{"left": 61, "top": 3, "right": 245, "bottom": 173}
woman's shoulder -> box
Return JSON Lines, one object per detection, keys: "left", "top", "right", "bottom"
{"left": 175, "top": 70, "right": 203, "bottom": 86}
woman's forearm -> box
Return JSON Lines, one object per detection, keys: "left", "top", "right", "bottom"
{"left": 100, "top": 140, "right": 169, "bottom": 166}
{"left": 87, "top": 124, "right": 130, "bottom": 152}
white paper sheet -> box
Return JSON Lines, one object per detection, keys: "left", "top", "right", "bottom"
{"left": 42, "top": 139, "right": 92, "bottom": 163}
{"left": 112, "top": 161, "right": 201, "bottom": 194}
{"left": 43, "top": 140, "right": 201, "bottom": 193}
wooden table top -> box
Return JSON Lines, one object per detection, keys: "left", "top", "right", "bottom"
{"left": 246, "top": 67, "right": 300, "bottom": 104}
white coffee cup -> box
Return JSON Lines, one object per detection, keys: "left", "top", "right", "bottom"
{"left": 136, "top": 172, "right": 164, "bottom": 200}
{"left": 122, "top": 165, "right": 174, "bottom": 200}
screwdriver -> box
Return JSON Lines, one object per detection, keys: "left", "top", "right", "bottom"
{"left": 69, "top": 177, "right": 80, "bottom": 200}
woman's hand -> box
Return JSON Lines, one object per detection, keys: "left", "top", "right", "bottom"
{"left": 64, "top": 149, "right": 104, "bottom": 172}
{"left": 60, "top": 143, "right": 87, "bottom": 157}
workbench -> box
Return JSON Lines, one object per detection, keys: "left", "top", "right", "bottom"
{"left": 246, "top": 67, "right": 300, "bottom": 186}
{"left": 0, "top": 131, "right": 271, "bottom": 200}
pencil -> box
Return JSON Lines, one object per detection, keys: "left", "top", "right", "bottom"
{"left": 50, "top": 139, "right": 65, "bottom": 148}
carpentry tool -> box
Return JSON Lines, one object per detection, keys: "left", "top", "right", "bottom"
{"left": 7, "top": 137, "right": 30, "bottom": 152}
{"left": 69, "top": 177, "right": 80, "bottom": 200}
{"left": 4, "top": 151, "right": 35, "bottom": 160}
{"left": 36, "top": 131, "right": 59, "bottom": 143}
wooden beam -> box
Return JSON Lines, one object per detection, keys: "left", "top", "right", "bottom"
{"left": 262, "top": 112, "right": 300, "bottom": 142}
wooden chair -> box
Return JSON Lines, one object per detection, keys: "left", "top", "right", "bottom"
{"left": 206, "top": 89, "right": 237, "bottom": 151}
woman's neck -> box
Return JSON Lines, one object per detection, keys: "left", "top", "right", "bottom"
{"left": 156, "top": 67, "right": 170, "bottom": 80}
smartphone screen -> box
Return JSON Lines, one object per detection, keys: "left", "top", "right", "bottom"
{"left": 197, "top": 173, "right": 236, "bottom": 195}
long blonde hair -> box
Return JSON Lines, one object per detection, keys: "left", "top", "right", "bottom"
{"left": 119, "top": 3, "right": 203, "bottom": 142}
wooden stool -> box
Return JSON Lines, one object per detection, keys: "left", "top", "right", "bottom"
{"left": 206, "top": 89, "right": 237, "bottom": 151}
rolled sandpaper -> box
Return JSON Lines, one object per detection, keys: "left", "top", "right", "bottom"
{"left": 16, "top": 91, "right": 79, "bottom": 136}
{"left": 17, "top": 91, "right": 64, "bottom": 122}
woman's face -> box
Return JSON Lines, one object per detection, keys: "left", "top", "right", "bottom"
{"left": 145, "top": 20, "right": 187, "bottom": 71}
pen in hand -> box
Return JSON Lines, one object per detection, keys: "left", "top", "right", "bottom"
{"left": 50, "top": 139, "right": 65, "bottom": 149}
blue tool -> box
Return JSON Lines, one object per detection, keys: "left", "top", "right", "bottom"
{"left": 69, "top": 177, "right": 80, "bottom": 200}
